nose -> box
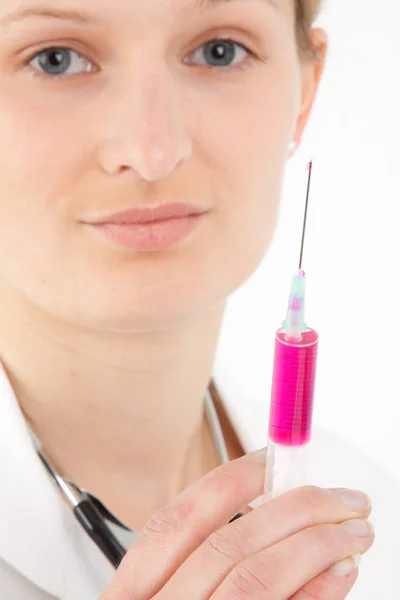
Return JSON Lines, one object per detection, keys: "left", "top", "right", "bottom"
{"left": 97, "top": 71, "right": 192, "bottom": 181}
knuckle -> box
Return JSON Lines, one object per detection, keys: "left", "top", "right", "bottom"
{"left": 141, "top": 499, "right": 193, "bottom": 539}
{"left": 212, "top": 461, "right": 248, "bottom": 491}
{"left": 302, "top": 523, "right": 346, "bottom": 556}
{"left": 229, "top": 556, "right": 284, "bottom": 598}
{"left": 296, "top": 588, "right": 327, "bottom": 600}
{"left": 201, "top": 463, "right": 249, "bottom": 504}
{"left": 206, "top": 526, "right": 247, "bottom": 562}
{"left": 294, "top": 486, "right": 331, "bottom": 513}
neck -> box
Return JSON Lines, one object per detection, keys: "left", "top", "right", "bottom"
{"left": 0, "top": 287, "right": 227, "bottom": 529}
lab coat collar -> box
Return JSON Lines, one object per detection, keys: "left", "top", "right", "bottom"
{"left": 0, "top": 360, "right": 67, "bottom": 597}
{"left": 0, "top": 357, "right": 266, "bottom": 598}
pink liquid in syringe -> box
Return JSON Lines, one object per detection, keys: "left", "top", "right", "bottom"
{"left": 268, "top": 328, "right": 319, "bottom": 446}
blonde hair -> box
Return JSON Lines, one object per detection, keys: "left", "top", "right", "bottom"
{"left": 296, "top": 0, "right": 322, "bottom": 59}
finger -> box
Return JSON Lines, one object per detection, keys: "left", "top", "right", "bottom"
{"left": 100, "top": 447, "right": 267, "bottom": 600}
{"left": 211, "top": 521, "right": 374, "bottom": 600}
{"left": 153, "top": 486, "right": 371, "bottom": 599}
{"left": 290, "top": 555, "right": 361, "bottom": 599}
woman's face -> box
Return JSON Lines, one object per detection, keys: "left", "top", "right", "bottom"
{"left": 0, "top": 0, "right": 324, "bottom": 331}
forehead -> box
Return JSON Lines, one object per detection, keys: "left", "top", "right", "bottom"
{"left": 0, "top": 0, "right": 284, "bottom": 23}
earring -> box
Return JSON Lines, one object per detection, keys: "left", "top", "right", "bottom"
{"left": 288, "top": 141, "right": 297, "bottom": 153}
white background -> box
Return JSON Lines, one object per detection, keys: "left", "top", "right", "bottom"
{"left": 216, "top": 0, "right": 400, "bottom": 481}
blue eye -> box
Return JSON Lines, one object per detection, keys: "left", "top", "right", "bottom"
{"left": 26, "top": 37, "right": 255, "bottom": 82}
{"left": 186, "top": 39, "right": 252, "bottom": 69}
{"left": 29, "top": 48, "right": 93, "bottom": 78}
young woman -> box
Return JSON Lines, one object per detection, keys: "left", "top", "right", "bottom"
{"left": 1, "top": 0, "right": 397, "bottom": 598}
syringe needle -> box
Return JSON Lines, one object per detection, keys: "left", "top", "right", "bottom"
{"left": 299, "top": 160, "right": 313, "bottom": 270}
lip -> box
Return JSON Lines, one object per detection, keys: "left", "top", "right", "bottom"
{"left": 88, "top": 203, "right": 208, "bottom": 225}
{"left": 85, "top": 205, "right": 208, "bottom": 252}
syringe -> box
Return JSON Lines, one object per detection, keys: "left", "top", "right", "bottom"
{"left": 262, "top": 160, "right": 319, "bottom": 502}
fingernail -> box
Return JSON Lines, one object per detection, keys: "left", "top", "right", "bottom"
{"left": 329, "top": 554, "right": 362, "bottom": 577}
{"left": 343, "top": 519, "right": 374, "bottom": 537}
{"left": 330, "top": 488, "right": 371, "bottom": 511}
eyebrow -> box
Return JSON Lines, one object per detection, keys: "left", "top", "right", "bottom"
{"left": 0, "top": 7, "right": 98, "bottom": 26}
{"left": 197, "top": 0, "right": 279, "bottom": 9}
{"left": 0, "top": 0, "right": 279, "bottom": 26}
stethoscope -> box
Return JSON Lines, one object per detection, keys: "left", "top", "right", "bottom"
{"left": 31, "top": 384, "right": 244, "bottom": 569}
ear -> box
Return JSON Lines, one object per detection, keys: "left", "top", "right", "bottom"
{"left": 293, "top": 28, "right": 328, "bottom": 146}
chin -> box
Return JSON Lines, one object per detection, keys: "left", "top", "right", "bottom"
{"left": 44, "top": 285, "right": 223, "bottom": 333}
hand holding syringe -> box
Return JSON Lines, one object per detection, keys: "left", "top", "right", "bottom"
{"left": 100, "top": 165, "right": 374, "bottom": 600}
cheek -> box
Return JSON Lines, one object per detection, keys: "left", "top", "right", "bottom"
{"left": 0, "top": 104, "right": 78, "bottom": 207}
{"left": 0, "top": 107, "right": 77, "bottom": 283}
{"left": 192, "top": 70, "right": 297, "bottom": 268}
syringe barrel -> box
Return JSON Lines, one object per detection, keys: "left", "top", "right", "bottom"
{"left": 268, "top": 327, "right": 319, "bottom": 446}
{"left": 250, "top": 441, "right": 310, "bottom": 508}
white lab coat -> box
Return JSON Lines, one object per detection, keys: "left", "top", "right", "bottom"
{"left": 0, "top": 359, "right": 398, "bottom": 600}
